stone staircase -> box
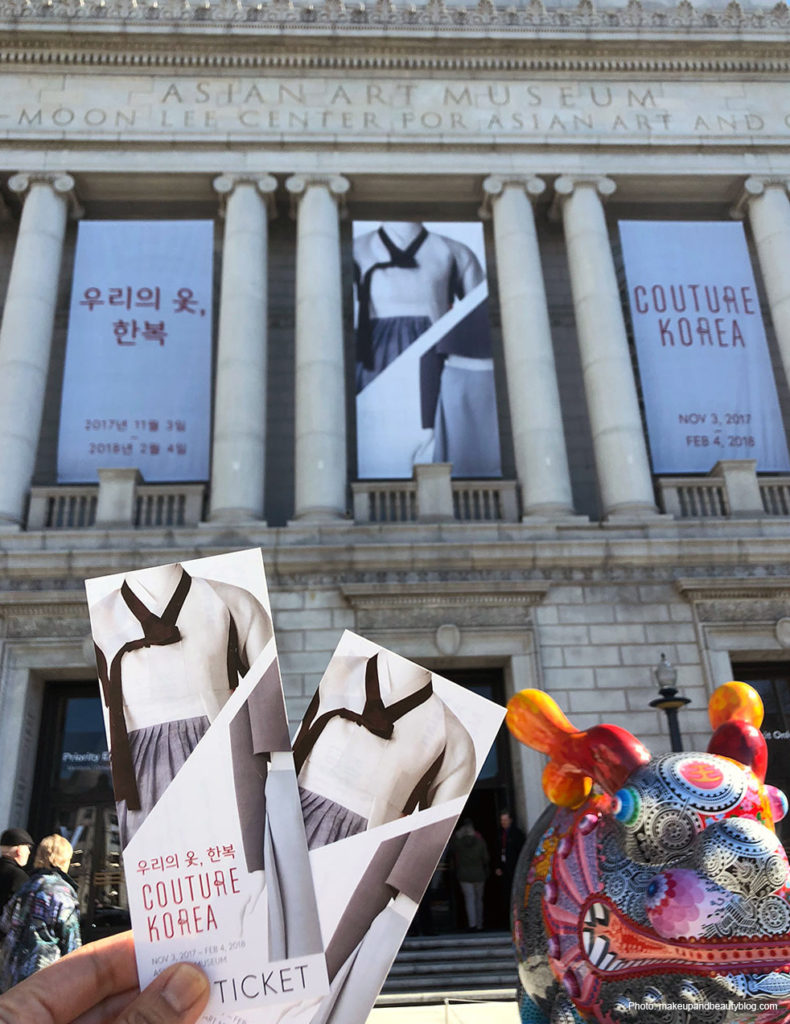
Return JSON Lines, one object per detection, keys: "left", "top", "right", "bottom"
{"left": 379, "top": 931, "right": 517, "bottom": 1002}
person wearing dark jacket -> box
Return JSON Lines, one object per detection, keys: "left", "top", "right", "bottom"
{"left": 0, "top": 834, "right": 81, "bottom": 992}
{"left": 450, "top": 818, "right": 489, "bottom": 931}
{"left": 0, "top": 829, "right": 33, "bottom": 916}
{"left": 495, "top": 809, "right": 525, "bottom": 926}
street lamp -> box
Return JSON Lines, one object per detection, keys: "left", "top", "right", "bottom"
{"left": 649, "top": 653, "right": 690, "bottom": 752}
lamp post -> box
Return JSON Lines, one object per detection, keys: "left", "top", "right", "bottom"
{"left": 649, "top": 653, "right": 690, "bottom": 752}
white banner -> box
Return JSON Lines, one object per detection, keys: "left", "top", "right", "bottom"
{"left": 353, "top": 221, "right": 502, "bottom": 480}
{"left": 58, "top": 220, "right": 213, "bottom": 483}
{"left": 619, "top": 220, "right": 790, "bottom": 474}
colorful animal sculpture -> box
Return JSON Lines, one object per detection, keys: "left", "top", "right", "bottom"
{"left": 506, "top": 681, "right": 790, "bottom": 1024}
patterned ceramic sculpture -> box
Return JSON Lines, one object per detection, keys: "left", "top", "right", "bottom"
{"left": 507, "top": 681, "right": 790, "bottom": 1024}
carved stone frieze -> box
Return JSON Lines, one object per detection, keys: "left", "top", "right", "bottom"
{"left": 341, "top": 580, "right": 547, "bottom": 631}
{"left": 0, "top": 592, "right": 89, "bottom": 638}
{"left": 693, "top": 598, "right": 790, "bottom": 624}
{"left": 3, "top": 613, "right": 89, "bottom": 638}
{"left": 675, "top": 579, "right": 790, "bottom": 626}
{"left": 357, "top": 603, "right": 531, "bottom": 630}
{"left": 268, "top": 561, "right": 790, "bottom": 590}
{"left": 0, "top": 0, "right": 789, "bottom": 39}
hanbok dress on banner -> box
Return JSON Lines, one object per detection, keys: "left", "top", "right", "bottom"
{"left": 353, "top": 223, "right": 502, "bottom": 477}
{"left": 354, "top": 223, "right": 485, "bottom": 394}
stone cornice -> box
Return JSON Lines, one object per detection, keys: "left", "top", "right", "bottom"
{"left": 675, "top": 578, "right": 790, "bottom": 601}
{"left": 3, "top": 526, "right": 790, "bottom": 587}
{"left": 0, "top": 590, "right": 88, "bottom": 615}
{"left": 340, "top": 580, "right": 549, "bottom": 608}
{"left": 1, "top": 0, "right": 790, "bottom": 55}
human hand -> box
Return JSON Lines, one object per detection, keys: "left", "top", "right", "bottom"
{"left": 0, "top": 930, "right": 209, "bottom": 1024}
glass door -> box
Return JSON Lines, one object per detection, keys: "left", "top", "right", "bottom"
{"left": 408, "top": 668, "right": 516, "bottom": 934}
{"left": 730, "top": 663, "right": 790, "bottom": 857}
{"left": 29, "top": 682, "right": 129, "bottom": 940}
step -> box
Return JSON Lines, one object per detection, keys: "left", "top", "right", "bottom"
{"left": 388, "top": 962, "right": 514, "bottom": 979}
{"left": 376, "top": 989, "right": 518, "bottom": 1008}
{"left": 393, "top": 947, "right": 513, "bottom": 964}
{"left": 387, "top": 954, "right": 512, "bottom": 970}
{"left": 398, "top": 932, "right": 513, "bottom": 950}
{"left": 383, "top": 973, "right": 517, "bottom": 992}
{"left": 382, "top": 931, "right": 517, "bottom": 995}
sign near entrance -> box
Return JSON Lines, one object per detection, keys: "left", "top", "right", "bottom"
{"left": 619, "top": 220, "right": 790, "bottom": 474}
{"left": 57, "top": 220, "right": 213, "bottom": 483}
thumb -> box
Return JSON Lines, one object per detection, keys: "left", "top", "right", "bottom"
{"left": 116, "top": 962, "right": 209, "bottom": 1024}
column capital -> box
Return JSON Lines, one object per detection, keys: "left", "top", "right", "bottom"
{"left": 479, "top": 175, "right": 546, "bottom": 219}
{"left": 285, "top": 174, "right": 350, "bottom": 217}
{"left": 730, "top": 176, "right": 790, "bottom": 220}
{"left": 7, "top": 172, "right": 83, "bottom": 219}
{"left": 213, "top": 173, "right": 278, "bottom": 219}
{"left": 550, "top": 175, "right": 616, "bottom": 220}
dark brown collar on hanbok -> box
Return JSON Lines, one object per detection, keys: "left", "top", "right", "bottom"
{"left": 355, "top": 226, "right": 429, "bottom": 371}
{"left": 293, "top": 653, "right": 433, "bottom": 774}
{"left": 95, "top": 569, "right": 192, "bottom": 811}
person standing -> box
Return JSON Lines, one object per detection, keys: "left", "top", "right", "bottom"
{"left": 450, "top": 818, "right": 489, "bottom": 931}
{"left": 495, "top": 809, "right": 525, "bottom": 926}
{"left": 0, "top": 830, "right": 33, "bottom": 916}
{"left": 0, "top": 835, "right": 81, "bottom": 992}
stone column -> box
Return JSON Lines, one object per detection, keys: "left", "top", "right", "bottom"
{"left": 0, "top": 173, "right": 78, "bottom": 528}
{"left": 554, "top": 175, "right": 656, "bottom": 518}
{"left": 285, "top": 174, "right": 350, "bottom": 521}
{"left": 734, "top": 177, "right": 790, "bottom": 390}
{"left": 209, "top": 174, "right": 277, "bottom": 523}
{"left": 482, "top": 175, "right": 574, "bottom": 518}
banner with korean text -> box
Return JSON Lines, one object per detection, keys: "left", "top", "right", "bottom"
{"left": 58, "top": 220, "right": 213, "bottom": 483}
{"left": 619, "top": 220, "right": 790, "bottom": 474}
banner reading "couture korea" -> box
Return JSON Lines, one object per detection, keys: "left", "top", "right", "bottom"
{"left": 619, "top": 220, "right": 790, "bottom": 474}
{"left": 57, "top": 220, "right": 213, "bottom": 483}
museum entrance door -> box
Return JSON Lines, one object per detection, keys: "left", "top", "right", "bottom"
{"left": 29, "top": 681, "right": 130, "bottom": 941}
{"left": 409, "top": 667, "right": 516, "bottom": 935}
{"left": 731, "top": 663, "right": 790, "bottom": 857}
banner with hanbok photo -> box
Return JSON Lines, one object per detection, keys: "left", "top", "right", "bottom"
{"left": 353, "top": 221, "right": 503, "bottom": 479}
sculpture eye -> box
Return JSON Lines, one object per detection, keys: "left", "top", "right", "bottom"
{"left": 614, "top": 787, "right": 641, "bottom": 827}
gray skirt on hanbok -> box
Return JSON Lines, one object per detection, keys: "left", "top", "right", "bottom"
{"left": 299, "top": 787, "right": 368, "bottom": 851}
{"left": 118, "top": 714, "right": 209, "bottom": 847}
{"left": 356, "top": 316, "right": 432, "bottom": 392}
{"left": 433, "top": 359, "right": 502, "bottom": 477}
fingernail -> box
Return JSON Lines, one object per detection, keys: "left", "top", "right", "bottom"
{"left": 161, "top": 963, "right": 209, "bottom": 1013}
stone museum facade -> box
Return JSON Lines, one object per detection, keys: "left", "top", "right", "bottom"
{"left": 0, "top": 0, "right": 790, "bottom": 929}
